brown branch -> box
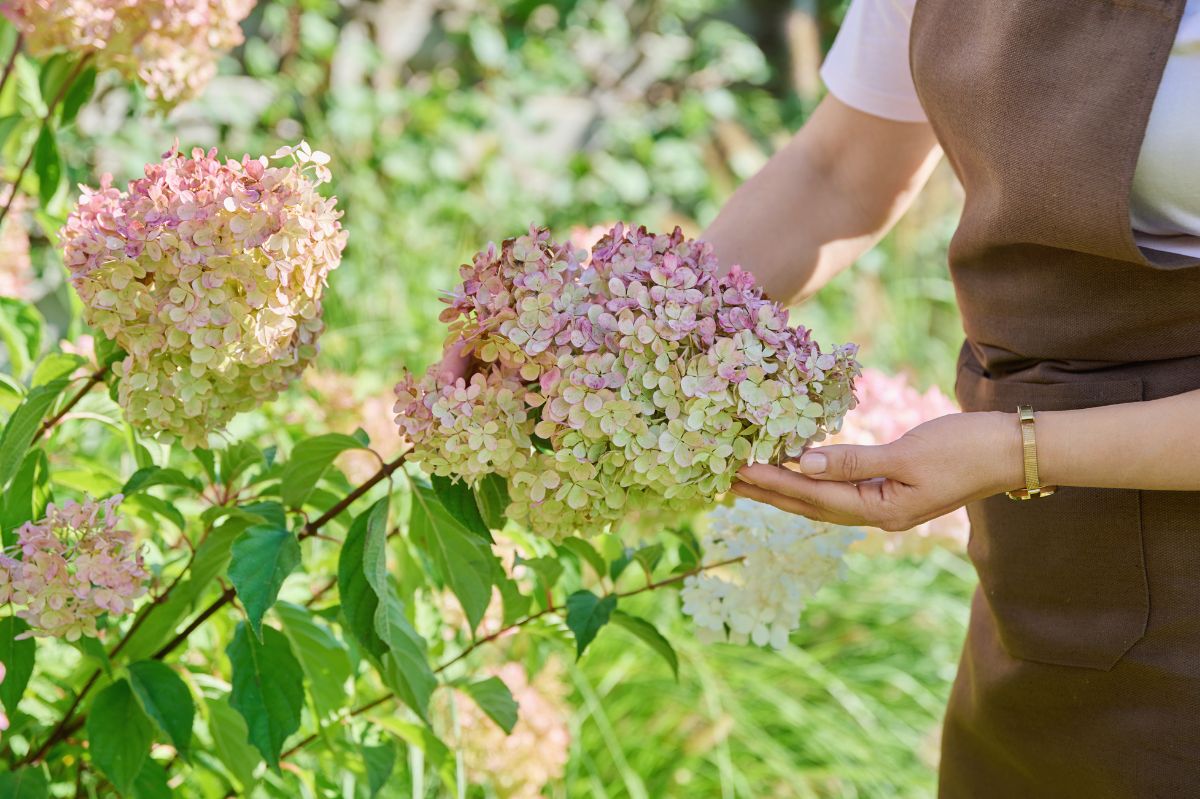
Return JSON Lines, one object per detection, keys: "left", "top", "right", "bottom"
{"left": 0, "top": 34, "right": 22, "bottom": 103}
{"left": 0, "top": 52, "right": 92, "bottom": 229}
{"left": 35, "top": 366, "right": 108, "bottom": 441}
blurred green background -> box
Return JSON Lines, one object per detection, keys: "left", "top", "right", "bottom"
{"left": 30, "top": 0, "right": 973, "bottom": 796}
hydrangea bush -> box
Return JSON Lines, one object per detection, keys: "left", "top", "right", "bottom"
{"left": 396, "top": 224, "right": 860, "bottom": 539}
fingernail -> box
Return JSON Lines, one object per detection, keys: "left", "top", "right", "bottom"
{"left": 799, "top": 452, "right": 827, "bottom": 475}
{"left": 736, "top": 469, "right": 757, "bottom": 486}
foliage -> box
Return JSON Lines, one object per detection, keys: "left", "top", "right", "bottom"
{"left": 0, "top": 1, "right": 970, "bottom": 797}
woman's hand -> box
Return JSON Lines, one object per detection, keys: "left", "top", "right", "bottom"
{"left": 733, "top": 412, "right": 1024, "bottom": 531}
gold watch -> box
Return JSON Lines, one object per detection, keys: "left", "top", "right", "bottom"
{"left": 1005, "top": 405, "right": 1058, "bottom": 500}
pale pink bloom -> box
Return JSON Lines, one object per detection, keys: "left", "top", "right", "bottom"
{"left": 396, "top": 224, "right": 860, "bottom": 540}
{"left": 0, "top": 495, "right": 147, "bottom": 641}
{"left": 61, "top": 142, "right": 347, "bottom": 447}
{"left": 2, "top": 0, "right": 254, "bottom": 105}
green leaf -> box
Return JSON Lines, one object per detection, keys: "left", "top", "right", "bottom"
{"left": 0, "top": 617, "right": 35, "bottom": 714}
{"left": 362, "top": 738, "right": 397, "bottom": 798}
{"left": 87, "top": 678, "right": 156, "bottom": 795}
{"left": 430, "top": 474, "right": 490, "bottom": 541}
{"left": 122, "top": 466, "right": 202, "bottom": 495}
{"left": 1, "top": 448, "right": 49, "bottom": 546}
{"left": 279, "top": 433, "right": 365, "bottom": 509}
{"left": 565, "top": 590, "right": 616, "bottom": 659}
{"left": 339, "top": 499, "right": 434, "bottom": 719}
{"left": 0, "top": 297, "right": 45, "bottom": 379}
{"left": 274, "top": 601, "right": 352, "bottom": 719}
{"left": 612, "top": 611, "right": 679, "bottom": 678}
{"left": 218, "top": 441, "right": 263, "bottom": 486}
{"left": 93, "top": 332, "right": 127, "bottom": 368}
{"left": 74, "top": 635, "right": 112, "bottom": 677}
{"left": 0, "top": 115, "right": 24, "bottom": 152}
{"left": 227, "top": 622, "right": 304, "bottom": 770}
{"left": 59, "top": 66, "right": 97, "bottom": 125}
{"left": 633, "top": 543, "right": 665, "bottom": 575}
{"left": 131, "top": 758, "right": 172, "bottom": 799}
{"left": 0, "top": 379, "right": 67, "bottom": 490}
{"left": 558, "top": 537, "right": 607, "bottom": 580}
{"left": 496, "top": 572, "right": 532, "bottom": 626}
{"left": 37, "top": 54, "right": 73, "bottom": 105}
{"left": 519, "top": 555, "right": 564, "bottom": 594}
{"left": 0, "top": 769, "right": 49, "bottom": 799}
{"left": 32, "top": 122, "right": 61, "bottom": 207}
{"left": 128, "top": 660, "right": 195, "bottom": 761}
{"left": 474, "top": 473, "right": 511, "bottom": 531}
{"left": 410, "top": 480, "right": 496, "bottom": 633}
{"left": 227, "top": 524, "right": 301, "bottom": 640}
{"left": 30, "top": 352, "right": 84, "bottom": 387}
{"left": 205, "top": 696, "right": 260, "bottom": 792}
{"left": 462, "top": 676, "right": 519, "bottom": 734}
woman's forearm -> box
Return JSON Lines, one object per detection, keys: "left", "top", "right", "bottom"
{"left": 702, "top": 95, "right": 941, "bottom": 305}
{"left": 1035, "top": 389, "right": 1200, "bottom": 491}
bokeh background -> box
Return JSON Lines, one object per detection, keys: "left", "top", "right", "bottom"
{"left": 19, "top": 1, "right": 974, "bottom": 795}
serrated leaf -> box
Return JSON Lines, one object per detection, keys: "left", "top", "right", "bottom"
{"left": 0, "top": 617, "right": 35, "bottom": 714}
{"left": 410, "top": 481, "right": 495, "bottom": 633}
{"left": 227, "top": 622, "right": 304, "bottom": 771}
{"left": 227, "top": 524, "right": 301, "bottom": 639}
{"left": 128, "top": 660, "right": 195, "bottom": 761}
{"left": 430, "top": 474, "right": 490, "bottom": 541}
{"left": 218, "top": 441, "right": 262, "bottom": 486}
{"left": 0, "top": 769, "right": 49, "bottom": 799}
{"left": 122, "top": 466, "right": 202, "bottom": 495}
{"left": 87, "top": 679, "right": 155, "bottom": 795}
{"left": 612, "top": 611, "right": 679, "bottom": 678}
{"left": 131, "top": 758, "right": 172, "bottom": 799}
{"left": 362, "top": 738, "right": 397, "bottom": 798}
{"left": 519, "top": 555, "right": 564, "bottom": 594}
{"left": 474, "top": 473, "right": 510, "bottom": 530}
{"left": 274, "top": 601, "right": 352, "bottom": 719}
{"left": 462, "top": 676, "right": 519, "bottom": 734}
{"left": 0, "top": 379, "right": 67, "bottom": 491}
{"left": 74, "top": 635, "right": 112, "bottom": 676}
{"left": 279, "top": 433, "right": 365, "bottom": 509}
{"left": 32, "top": 122, "right": 61, "bottom": 207}
{"left": 565, "top": 590, "right": 616, "bottom": 659}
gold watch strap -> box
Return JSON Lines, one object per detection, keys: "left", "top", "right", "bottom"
{"left": 1005, "top": 405, "right": 1058, "bottom": 500}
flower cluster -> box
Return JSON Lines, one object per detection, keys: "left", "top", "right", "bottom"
{"left": 1, "top": 0, "right": 254, "bottom": 105}
{"left": 0, "top": 189, "right": 33, "bottom": 300}
{"left": 681, "top": 498, "right": 861, "bottom": 649}
{"left": 0, "top": 496, "right": 147, "bottom": 641}
{"left": 833, "top": 368, "right": 968, "bottom": 554}
{"left": 61, "top": 142, "right": 347, "bottom": 448}
{"left": 443, "top": 662, "right": 571, "bottom": 799}
{"left": 396, "top": 225, "right": 859, "bottom": 538}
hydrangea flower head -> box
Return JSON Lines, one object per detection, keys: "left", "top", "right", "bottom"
{"left": 0, "top": 495, "right": 147, "bottom": 641}
{"left": 61, "top": 142, "right": 347, "bottom": 448}
{"left": 1, "top": 0, "right": 254, "bottom": 105}
{"left": 397, "top": 225, "right": 859, "bottom": 538}
{"left": 680, "top": 498, "right": 861, "bottom": 649}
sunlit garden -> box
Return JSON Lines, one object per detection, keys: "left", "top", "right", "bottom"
{"left": 0, "top": 1, "right": 975, "bottom": 796}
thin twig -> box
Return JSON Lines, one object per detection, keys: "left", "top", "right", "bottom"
{"left": 0, "top": 34, "right": 22, "bottom": 103}
{"left": 35, "top": 366, "right": 108, "bottom": 441}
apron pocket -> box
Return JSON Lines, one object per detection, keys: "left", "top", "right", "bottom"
{"left": 956, "top": 367, "right": 1148, "bottom": 670}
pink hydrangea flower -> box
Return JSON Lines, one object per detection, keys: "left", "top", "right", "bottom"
{"left": 0, "top": 189, "right": 33, "bottom": 300}
{"left": 61, "top": 142, "right": 347, "bottom": 448}
{"left": 397, "top": 224, "right": 859, "bottom": 539}
{"left": 0, "top": 495, "right": 148, "bottom": 641}
{"left": 833, "top": 368, "right": 968, "bottom": 553}
{"left": 1, "top": 0, "right": 254, "bottom": 105}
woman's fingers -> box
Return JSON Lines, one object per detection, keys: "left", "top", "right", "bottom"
{"left": 730, "top": 481, "right": 832, "bottom": 521}
{"left": 736, "top": 463, "right": 870, "bottom": 520}
{"left": 795, "top": 443, "right": 902, "bottom": 482}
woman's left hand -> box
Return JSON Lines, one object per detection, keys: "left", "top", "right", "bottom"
{"left": 733, "top": 412, "right": 1025, "bottom": 531}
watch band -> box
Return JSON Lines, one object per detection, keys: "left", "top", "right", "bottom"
{"left": 1005, "top": 405, "right": 1058, "bottom": 500}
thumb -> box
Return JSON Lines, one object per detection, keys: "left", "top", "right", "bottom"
{"left": 796, "top": 443, "right": 898, "bottom": 482}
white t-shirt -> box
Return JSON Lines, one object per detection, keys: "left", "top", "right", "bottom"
{"left": 821, "top": 0, "right": 1200, "bottom": 258}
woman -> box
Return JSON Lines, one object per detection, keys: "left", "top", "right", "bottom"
{"left": 716, "top": 0, "right": 1200, "bottom": 796}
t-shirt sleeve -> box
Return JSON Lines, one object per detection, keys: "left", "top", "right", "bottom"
{"left": 819, "top": 0, "right": 928, "bottom": 123}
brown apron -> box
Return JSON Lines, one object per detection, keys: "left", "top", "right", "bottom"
{"left": 909, "top": 1, "right": 1200, "bottom": 796}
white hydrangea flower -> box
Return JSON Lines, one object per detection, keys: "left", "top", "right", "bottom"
{"left": 681, "top": 498, "right": 862, "bottom": 649}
